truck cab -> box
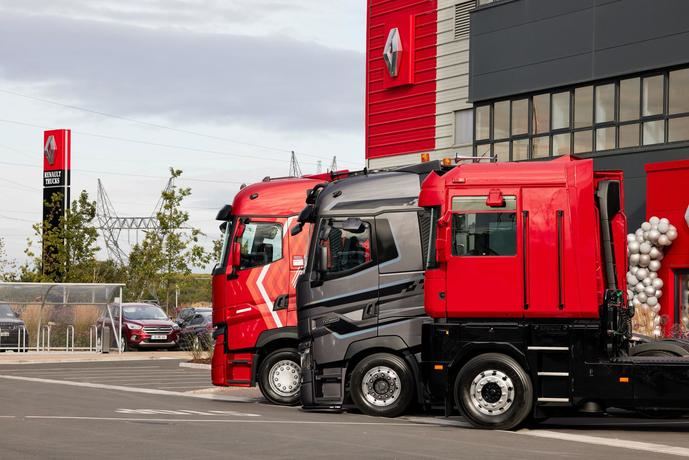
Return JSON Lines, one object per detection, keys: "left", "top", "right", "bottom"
{"left": 421, "top": 155, "right": 689, "bottom": 430}
{"left": 296, "top": 162, "right": 440, "bottom": 417}
{"left": 211, "top": 174, "right": 337, "bottom": 405}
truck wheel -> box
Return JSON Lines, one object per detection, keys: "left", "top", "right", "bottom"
{"left": 258, "top": 348, "right": 301, "bottom": 406}
{"left": 455, "top": 353, "right": 532, "bottom": 430}
{"left": 350, "top": 353, "right": 415, "bottom": 418}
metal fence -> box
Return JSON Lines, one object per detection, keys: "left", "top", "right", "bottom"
{"left": 0, "top": 282, "right": 125, "bottom": 354}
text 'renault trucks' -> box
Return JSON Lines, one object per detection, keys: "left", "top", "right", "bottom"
{"left": 294, "top": 162, "right": 441, "bottom": 417}
{"left": 420, "top": 155, "right": 689, "bottom": 429}
{"left": 212, "top": 173, "right": 339, "bottom": 405}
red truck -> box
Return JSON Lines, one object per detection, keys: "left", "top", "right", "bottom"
{"left": 419, "top": 155, "right": 689, "bottom": 429}
{"left": 211, "top": 173, "right": 338, "bottom": 405}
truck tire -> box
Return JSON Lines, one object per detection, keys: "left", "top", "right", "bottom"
{"left": 258, "top": 348, "right": 301, "bottom": 406}
{"left": 455, "top": 353, "right": 533, "bottom": 430}
{"left": 350, "top": 353, "right": 415, "bottom": 418}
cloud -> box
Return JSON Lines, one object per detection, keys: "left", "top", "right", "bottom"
{"left": 0, "top": 10, "right": 364, "bottom": 132}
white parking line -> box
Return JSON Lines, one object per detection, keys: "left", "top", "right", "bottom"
{"left": 0, "top": 366, "right": 163, "bottom": 372}
{"left": 0, "top": 374, "right": 255, "bottom": 403}
{"left": 514, "top": 429, "right": 689, "bottom": 458}
{"left": 24, "top": 415, "right": 423, "bottom": 426}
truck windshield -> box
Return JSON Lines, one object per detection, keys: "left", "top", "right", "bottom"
{"left": 318, "top": 219, "right": 373, "bottom": 275}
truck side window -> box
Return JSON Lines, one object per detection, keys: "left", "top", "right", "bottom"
{"left": 452, "top": 213, "right": 516, "bottom": 256}
{"left": 237, "top": 222, "right": 283, "bottom": 270}
{"left": 320, "top": 220, "right": 373, "bottom": 275}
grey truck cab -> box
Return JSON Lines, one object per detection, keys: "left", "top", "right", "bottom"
{"left": 294, "top": 162, "right": 439, "bottom": 417}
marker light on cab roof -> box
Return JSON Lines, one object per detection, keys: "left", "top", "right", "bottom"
{"left": 421, "top": 153, "right": 430, "bottom": 163}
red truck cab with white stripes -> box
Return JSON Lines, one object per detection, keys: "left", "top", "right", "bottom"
{"left": 211, "top": 173, "right": 338, "bottom": 405}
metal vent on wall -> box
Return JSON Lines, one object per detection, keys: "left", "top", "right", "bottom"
{"left": 454, "top": 1, "right": 475, "bottom": 40}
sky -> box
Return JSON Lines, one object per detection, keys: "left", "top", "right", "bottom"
{"left": 0, "top": 0, "right": 366, "bottom": 267}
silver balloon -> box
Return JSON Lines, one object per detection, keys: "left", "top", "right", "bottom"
{"left": 628, "top": 241, "right": 640, "bottom": 254}
{"left": 639, "top": 254, "right": 651, "bottom": 267}
{"left": 682, "top": 315, "right": 689, "bottom": 326}
{"left": 650, "top": 216, "right": 660, "bottom": 226}
{"left": 636, "top": 268, "right": 649, "bottom": 280}
{"left": 645, "top": 285, "right": 656, "bottom": 297}
{"left": 647, "top": 229, "right": 660, "bottom": 243}
{"left": 655, "top": 289, "right": 663, "bottom": 298}
{"left": 654, "top": 316, "right": 661, "bottom": 326}
{"left": 652, "top": 304, "right": 661, "bottom": 313}
{"left": 627, "top": 233, "right": 636, "bottom": 243}
{"left": 629, "top": 254, "right": 641, "bottom": 266}
{"left": 667, "top": 228, "right": 678, "bottom": 241}
{"left": 647, "top": 296, "right": 658, "bottom": 307}
{"left": 649, "top": 271, "right": 658, "bottom": 279}
{"left": 631, "top": 266, "right": 639, "bottom": 275}
{"left": 641, "top": 222, "right": 652, "bottom": 231}
{"left": 642, "top": 277, "right": 652, "bottom": 287}
{"left": 627, "top": 273, "right": 638, "bottom": 286}
{"left": 658, "top": 235, "right": 670, "bottom": 246}
{"left": 652, "top": 278, "right": 664, "bottom": 290}
{"left": 649, "top": 260, "right": 661, "bottom": 272}
{"left": 637, "top": 292, "right": 647, "bottom": 303}
{"left": 639, "top": 242, "right": 652, "bottom": 254}
{"left": 649, "top": 247, "right": 661, "bottom": 260}
{"left": 634, "top": 283, "right": 645, "bottom": 293}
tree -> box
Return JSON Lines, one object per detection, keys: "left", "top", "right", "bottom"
{"left": 126, "top": 168, "right": 210, "bottom": 310}
{"left": 22, "top": 191, "right": 101, "bottom": 283}
{"left": 0, "top": 237, "right": 17, "bottom": 281}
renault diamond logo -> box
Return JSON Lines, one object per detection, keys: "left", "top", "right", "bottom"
{"left": 383, "top": 28, "right": 403, "bottom": 77}
{"left": 44, "top": 135, "right": 56, "bottom": 166}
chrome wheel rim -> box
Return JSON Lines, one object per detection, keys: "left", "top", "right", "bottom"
{"left": 470, "top": 369, "right": 514, "bottom": 416}
{"left": 269, "top": 359, "right": 301, "bottom": 397}
{"left": 361, "top": 366, "right": 401, "bottom": 407}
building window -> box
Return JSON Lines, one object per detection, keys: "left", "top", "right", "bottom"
{"left": 574, "top": 86, "right": 592, "bottom": 128}
{"left": 473, "top": 65, "right": 689, "bottom": 160}
{"left": 475, "top": 105, "right": 490, "bottom": 141}
{"left": 454, "top": 109, "right": 474, "bottom": 146}
{"left": 551, "top": 92, "right": 570, "bottom": 130}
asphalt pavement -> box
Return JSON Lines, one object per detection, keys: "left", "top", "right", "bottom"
{"left": 2, "top": 359, "right": 689, "bottom": 459}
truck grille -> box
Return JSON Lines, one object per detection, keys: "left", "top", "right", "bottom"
{"left": 143, "top": 326, "right": 172, "bottom": 334}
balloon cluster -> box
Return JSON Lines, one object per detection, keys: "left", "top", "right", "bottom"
{"left": 627, "top": 217, "right": 677, "bottom": 338}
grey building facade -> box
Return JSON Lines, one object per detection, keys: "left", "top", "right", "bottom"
{"left": 469, "top": 0, "right": 689, "bottom": 226}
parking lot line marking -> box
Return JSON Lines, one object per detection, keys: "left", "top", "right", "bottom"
{"left": 0, "top": 416, "right": 16, "bottom": 418}
{"left": 0, "top": 374, "right": 255, "bottom": 403}
{"left": 24, "top": 416, "right": 424, "bottom": 427}
{"left": 515, "top": 429, "right": 689, "bottom": 458}
{"left": 0, "top": 366, "right": 163, "bottom": 372}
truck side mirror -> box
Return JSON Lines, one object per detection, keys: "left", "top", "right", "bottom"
{"left": 232, "top": 243, "right": 241, "bottom": 268}
{"left": 435, "top": 211, "right": 453, "bottom": 264}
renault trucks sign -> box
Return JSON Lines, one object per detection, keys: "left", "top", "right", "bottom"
{"left": 42, "top": 129, "right": 71, "bottom": 277}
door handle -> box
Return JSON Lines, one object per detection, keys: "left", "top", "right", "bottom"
{"left": 362, "top": 303, "right": 378, "bottom": 319}
{"left": 274, "top": 294, "right": 289, "bottom": 311}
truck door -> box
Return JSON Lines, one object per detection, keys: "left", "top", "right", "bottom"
{"left": 444, "top": 192, "right": 523, "bottom": 318}
{"left": 302, "top": 217, "right": 379, "bottom": 363}
{"left": 225, "top": 218, "right": 290, "bottom": 352}
{"left": 376, "top": 211, "right": 425, "bottom": 322}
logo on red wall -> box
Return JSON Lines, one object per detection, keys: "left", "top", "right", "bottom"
{"left": 383, "top": 28, "right": 402, "bottom": 77}
{"left": 44, "top": 135, "right": 57, "bottom": 166}
{"left": 382, "top": 15, "right": 415, "bottom": 89}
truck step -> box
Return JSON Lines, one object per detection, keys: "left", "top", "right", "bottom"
{"left": 537, "top": 397, "right": 570, "bottom": 403}
{"left": 528, "top": 346, "right": 568, "bottom": 351}
{"left": 537, "top": 372, "right": 569, "bottom": 377}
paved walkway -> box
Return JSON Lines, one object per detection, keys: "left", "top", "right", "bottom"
{"left": 0, "top": 350, "right": 192, "bottom": 365}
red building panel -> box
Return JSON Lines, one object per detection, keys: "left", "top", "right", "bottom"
{"left": 366, "top": 0, "right": 437, "bottom": 159}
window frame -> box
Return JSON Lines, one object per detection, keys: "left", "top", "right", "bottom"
{"left": 316, "top": 217, "right": 378, "bottom": 282}
{"left": 450, "top": 195, "right": 518, "bottom": 258}
{"left": 236, "top": 220, "right": 284, "bottom": 271}
{"left": 473, "top": 64, "right": 689, "bottom": 160}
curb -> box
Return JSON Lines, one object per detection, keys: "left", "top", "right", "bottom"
{"left": 179, "top": 362, "right": 211, "bottom": 370}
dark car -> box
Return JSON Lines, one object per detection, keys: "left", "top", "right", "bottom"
{"left": 175, "top": 307, "right": 211, "bottom": 328}
{"left": 97, "top": 303, "right": 180, "bottom": 352}
{"left": 179, "top": 310, "right": 213, "bottom": 350}
{"left": 0, "top": 304, "right": 28, "bottom": 352}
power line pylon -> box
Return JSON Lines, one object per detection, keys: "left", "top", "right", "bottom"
{"left": 96, "top": 178, "right": 173, "bottom": 264}
{"left": 289, "top": 151, "right": 302, "bottom": 177}
{"left": 329, "top": 156, "right": 338, "bottom": 172}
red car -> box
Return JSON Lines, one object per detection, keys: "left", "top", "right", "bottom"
{"left": 97, "top": 303, "right": 180, "bottom": 352}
